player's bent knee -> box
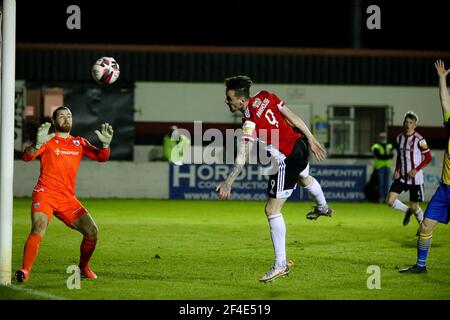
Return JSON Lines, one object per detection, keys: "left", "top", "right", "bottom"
{"left": 31, "top": 213, "right": 48, "bottom": 235}
{"left": 264, "top": 205, "right": 277, "bottom": 217}
{"left": 420, "top": 221, "right": 433, "bottom": 234}
{"left": 298, "top": 176, "right": 312, "bottom": 188}
{"left": 31, "top": 221, "right": 47, "bottom": 236}
{"left": 81, "top": 224, "right": 98, "bottom": 239}
{"left": 89, "top": 225, "right": 98, "bottom": 239}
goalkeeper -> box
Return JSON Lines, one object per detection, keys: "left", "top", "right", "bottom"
{"left": 15, "top": 106, "right": 113, "bottom": 282}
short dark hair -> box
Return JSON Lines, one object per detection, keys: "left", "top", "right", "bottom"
{"left": 52, "top": 106, "right": 71, "bottom": 120}
{"left": 224, "top": 75, "right": 253, "bottom": 98}
{"left": 404, "top": 110, "right": 419, "bottom": 123}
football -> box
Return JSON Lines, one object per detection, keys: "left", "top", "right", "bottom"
{"left": 91, "top": 57, "right": 120, "bottom": 85}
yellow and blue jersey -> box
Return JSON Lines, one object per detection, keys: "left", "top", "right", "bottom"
{"left": 424, "top": 110, "right": 450, "bottom": 224}
{"left": 442, "top": 110, "right": 450, "bottom": 185}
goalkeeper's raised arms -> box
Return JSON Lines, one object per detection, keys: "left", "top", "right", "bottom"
{"left": 94, "top": 123, "right": 114, "bottom": 148}
{"left": 34, "top": 122, "right": 55, "bottom": 150}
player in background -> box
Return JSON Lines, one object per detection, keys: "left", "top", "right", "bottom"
{"left": 400, "top": 59, "right": 450, "bottom": 273}
{"left": 216, "top": 75, "right": 332, "bottom": 283}
{"left": 15, "top": 106, "right": 113, "bottom": 282}
{"left": 386, "top": 111, "right": 432, "bottom": 228}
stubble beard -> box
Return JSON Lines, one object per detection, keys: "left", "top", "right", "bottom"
{"left": 55, "top": 122, "right": 71, "bottom": 133}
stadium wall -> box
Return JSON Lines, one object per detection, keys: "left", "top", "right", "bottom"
{"left": 13, "top": 161, "right": 168, "bottom": 199}
{"left": 13, "top": 149, "right": 444, "bottom": 201}
{"left": 134, "top": 82, "right": 442, "bottom": 126}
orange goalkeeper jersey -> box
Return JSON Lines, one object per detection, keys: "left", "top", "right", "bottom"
{"left": 23, "top": 135, "right": 110, "bottom": 196}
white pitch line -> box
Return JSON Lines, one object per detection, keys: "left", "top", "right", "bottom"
{"left": 6, "top": 284, "right": 67, "bottom": 300}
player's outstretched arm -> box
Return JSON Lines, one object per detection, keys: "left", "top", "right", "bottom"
{"left": 216, "top": 140, "right": 253, "bottom": 199}
{"left": 280, "top": 106, "right": 326, "bottom": 161}
{"left": 94, "top": 123, "right": 114, "bottom": 148}
{"left": 435, "top": 59, "right": 450, "bottom": 116}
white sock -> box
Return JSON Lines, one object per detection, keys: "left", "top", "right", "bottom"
{"left": 391, "top": 199, "right": 409, "bottom": 213}
{"left": 268, "top": 213, "right": 286, "bottom": 269}
{"left": 415, "top": 209, "right": 424, "bottom": 223}
{"left": 304, "top": 177, "right": 327, "bottom": 208}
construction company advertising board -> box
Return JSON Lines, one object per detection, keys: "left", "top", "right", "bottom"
{"left": 298, "top": 165, "right": 367, "bottom": 201}
{"left": 169, "top": 164, "right": 366, "bottom": 201}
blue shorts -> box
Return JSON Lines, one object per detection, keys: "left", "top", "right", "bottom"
{"left": 424, "top": 182, "right": 450, "bottom": 224}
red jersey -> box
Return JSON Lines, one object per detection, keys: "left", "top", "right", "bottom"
{"left": 241, "top": 90, "right": 301, "bottom": 159}
{"left": 23, "top": 135, "right": 110, "bottom": 196}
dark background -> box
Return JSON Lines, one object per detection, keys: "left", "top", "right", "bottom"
{"left": 15, "top": 0, "right": 450, "bottom": 51}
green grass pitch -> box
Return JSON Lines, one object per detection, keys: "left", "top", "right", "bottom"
{"left": 1, "top": 198, "right": 449, "bottom": 300}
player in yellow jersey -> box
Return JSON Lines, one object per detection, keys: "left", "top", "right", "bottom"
{"left": 400, "top": 59, "right": 450, "bottom": 273}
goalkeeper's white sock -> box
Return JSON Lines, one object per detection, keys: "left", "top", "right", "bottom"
{"left": 268, "top": 213, "right": 286, "bottom": 269}
{"left": 304, "top": 177, "right": 327, "bottom": 208}
{"left": 391, "top": 199, "right": 409, "bottom": 213}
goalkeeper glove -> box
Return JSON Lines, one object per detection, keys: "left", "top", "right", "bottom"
{"left": 95, "top": 122, "right": 114, "bottom": 148}
{"left": 34, "top": 122, "right": 55, "bottom": 149}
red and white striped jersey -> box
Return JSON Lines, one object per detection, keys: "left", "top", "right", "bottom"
{"left": 241, "top": 90, "right": 301, "bottom": 160}
{"left": 395, "top": 131, "right": 430, "bottom": 185}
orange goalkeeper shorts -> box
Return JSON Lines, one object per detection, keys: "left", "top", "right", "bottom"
{"left": 31, "top": 187, "right": 87, "bottom": 226}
